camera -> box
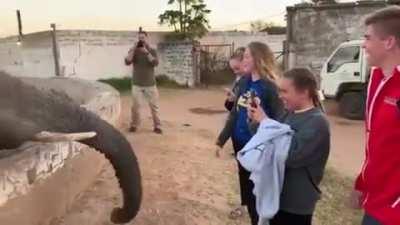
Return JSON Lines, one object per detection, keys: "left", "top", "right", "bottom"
{"left": 136, "top": 40, "right": 144, "bottom": 48}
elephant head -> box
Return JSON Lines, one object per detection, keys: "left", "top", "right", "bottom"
{"left": 0, "top": 71, "right": 142, "bottom": 224}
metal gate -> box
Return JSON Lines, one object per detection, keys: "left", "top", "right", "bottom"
{"left": 197, "top": 43, "right": 235, "bottom": 86}
{"left": 192, "top": 42, "right": 286, "bottom": 86}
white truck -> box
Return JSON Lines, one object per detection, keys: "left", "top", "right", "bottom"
{"left": 320, "top": 40, "right": 370, "bottom": 120}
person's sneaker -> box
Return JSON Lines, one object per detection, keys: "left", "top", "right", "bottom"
{"left": 129, "top": 127, "right": 137, "bottom": 133}
{"left": 154, "top": 128, "right": 163, "bottom": 134}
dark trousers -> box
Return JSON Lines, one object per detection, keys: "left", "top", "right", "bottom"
{"left": 270, "top": 210, "right": 312, "bottom": 225}
{"left": 232, "top": 139, "right": 259, "bottom": 225}
{"left": 362, "top": 214, "right": 381, "bottom": 225}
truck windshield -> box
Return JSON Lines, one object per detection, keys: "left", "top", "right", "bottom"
{"left": 327, "top": 46, "right": 360, "bottom": 73}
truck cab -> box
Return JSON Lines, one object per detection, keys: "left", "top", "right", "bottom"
{"left": 320, "top": 40, "right": 369, "bottom": 120}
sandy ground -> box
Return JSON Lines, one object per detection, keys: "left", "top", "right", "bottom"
{"left": 52, "top": 87, "right": 365, "bottom": 225}
{"left": 323, "top": 101, "right": 365, "bottom": 177}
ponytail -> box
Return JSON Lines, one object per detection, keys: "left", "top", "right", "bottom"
{"left": 311, "top": 89, "right": 325, "bottom": 112}
{"left": 283, "top": 68, "right": 325, "bottom": 112}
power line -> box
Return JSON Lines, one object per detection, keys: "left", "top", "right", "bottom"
{"left": 212, "top": 11, "right": 286, "bottom": 30}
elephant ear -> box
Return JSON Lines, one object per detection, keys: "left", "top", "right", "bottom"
{"left": 0, "top": 110, "right": 40, "bottom": 150}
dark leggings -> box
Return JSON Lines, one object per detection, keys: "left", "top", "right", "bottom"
{"left": 270, "top": 210, "right": 313, "bottom": 225}
{"left": 362, "top": 214, "right": 381, "bottom": 225}
{"left": 232, "top": 139, "right": 259, "bottom": 225}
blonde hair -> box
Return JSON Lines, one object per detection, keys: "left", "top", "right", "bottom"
{"left": 248, "top": 42, "right": 280, "bottom": 82}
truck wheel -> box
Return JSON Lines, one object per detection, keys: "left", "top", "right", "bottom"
{"left": 339, "top": 92, "right": 365, "bottom": 120}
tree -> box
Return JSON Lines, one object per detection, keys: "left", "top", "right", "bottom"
{"left": 250, "top": 20, "right": 286, "bottom": 34}
{"left": 159, "top": 0, "right": 211, "bottom": 40}
{"left": 250, "top": 20, "right": 270, "bottom": 32}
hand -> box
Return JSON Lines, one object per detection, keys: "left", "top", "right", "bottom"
{"left": 247, "top": 97, "right": 267, "bottom": 123}
{"left": 215, "top": 145, "right": 222, "bottom": 158}
{"left": 224, "top": 88, "right": 235, "bottom": 102}
{"left": 128, "top": 46, "right": 135, "bottom": 54}
{"left": 349, "top": 190, "right": 363, "bottom": 209}
{"left": 126, "top": 47, "right": 135, "bottom": 60}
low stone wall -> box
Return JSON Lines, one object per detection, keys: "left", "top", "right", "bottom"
{"left": 158, "top": 41, "right": 197, "bottom": 87}
{"left": 0, "top": 77, "right": 121, "bottom": 225}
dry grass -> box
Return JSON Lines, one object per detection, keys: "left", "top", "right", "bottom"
{"left": 223, "top": 133, "right": 363, "bottom": 225}
{"left": 314, "top": 168, "right": 363, "bottom": 225}
{"left": 226, "top": 163, "right": 362, "bottom": 225}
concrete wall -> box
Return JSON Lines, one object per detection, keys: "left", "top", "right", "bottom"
{"left": 286, "top": 0, "right": 400, "bottom": 74}
{"left": 199, "top": 32, "right": 285, "bottom": 53}
{"left": 0, "top": 77, "right": 121, "bottom": 225}
{"left": 0, "top": 30, "right": 285, "bottom": 83}
{"left": 57, "top": 30, "right": 141, "bottom": 80}
{"left": 0, "top": 32, "right": 56, "bottom": 77}
{"left": 57, "top": 30, "right": 198, "bottom": 85}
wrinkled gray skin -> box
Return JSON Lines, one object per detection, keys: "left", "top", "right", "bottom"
{"left": 0, "top": 71, "right": 142, "bottom": 224}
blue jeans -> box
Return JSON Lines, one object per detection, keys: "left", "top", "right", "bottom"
{"left": 362, "top": 214, "right": 381, "bottom": 225}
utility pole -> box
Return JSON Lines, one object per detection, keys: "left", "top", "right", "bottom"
{"left": 16, "top": 10, "right": 23, "bottom": 45}
{"left": 50, "top": 23, "right": 61, "bottom": 76}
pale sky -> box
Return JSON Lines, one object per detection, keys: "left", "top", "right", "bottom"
{"left": 0, "top": 0, "right": 352, "bottom": 37}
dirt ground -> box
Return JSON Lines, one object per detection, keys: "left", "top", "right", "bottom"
{"left": 52, "top": 87, "right": 366, "bottom": 225}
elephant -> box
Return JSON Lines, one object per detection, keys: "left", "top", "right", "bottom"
{"left": 0, "top": 71, "right": 142, "bottom": 224}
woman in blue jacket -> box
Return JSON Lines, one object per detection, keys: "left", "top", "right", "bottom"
{"left": 217, "top": 41, "right": 283, "bottom": 225}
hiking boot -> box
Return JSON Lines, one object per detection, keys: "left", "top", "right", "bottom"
{"left": 154, "top": 127, "right": 163, "bottom": 134}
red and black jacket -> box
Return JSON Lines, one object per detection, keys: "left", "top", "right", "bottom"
{"left": 355, "top": 66, "right": 400, "bottom": 225}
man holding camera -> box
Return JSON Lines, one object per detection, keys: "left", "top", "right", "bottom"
{"left": 125, "top": 30, "right": 162, "bottom": 134}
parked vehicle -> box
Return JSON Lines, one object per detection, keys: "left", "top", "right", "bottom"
{"left": 320, "top": 40, "right": 369, "bottom": 120}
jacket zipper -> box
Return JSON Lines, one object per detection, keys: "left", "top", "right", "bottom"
{"left": 361, "top": 72, "right": 393, "bottom": 199}
{"left": 363, "top": 193, "right": 370, "bottom": 207}
{"left": 392, "top": 196, "right": 400, "bottom": 208}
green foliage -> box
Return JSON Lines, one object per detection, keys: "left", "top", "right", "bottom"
{"left": 156, "top": 75, "right": 186, "bottom": 88}
{"left": 311, "top": 0, "right": 338, "bottom": 5}
{"left": 99, "top": 77, "right": 132, "bottom": 92}
{"left": 250, "top": 20, "right": 286, "bottom": 34}
{"left": 98, "top": 76, "right": 186, "bottom": 93}
{"left": 159, "top": 0, "right": 211, "bottom": 40}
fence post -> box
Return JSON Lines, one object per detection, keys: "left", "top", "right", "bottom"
{"left": 16, "top": 10, "right": 23, "bottom": 44}
{"left": 283, "top": 40, "right": 288, "bottom": 71}
{"left": 50, "top": 23, "right": 61, "bottom": 76}
{"left": 192, "top": 42, "right": 201, "bottom": 86}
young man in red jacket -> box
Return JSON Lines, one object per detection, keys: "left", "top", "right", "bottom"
{"left": 352, "top": 6, "right": 400, "bottom": 225}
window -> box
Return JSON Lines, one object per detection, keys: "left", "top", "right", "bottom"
{"left": 327, "top": 46, "right": 360, "bottom": 73}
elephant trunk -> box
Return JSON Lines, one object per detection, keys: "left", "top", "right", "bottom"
{"left": 78, "top": 111, "right": 142, "bottom": 224}
{"left": 0, "top": 71, "right": 142, "bottom": 223}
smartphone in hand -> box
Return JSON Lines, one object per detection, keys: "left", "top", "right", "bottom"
{"left": 250, "top": 90, "right": 258, "bottom": 108}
